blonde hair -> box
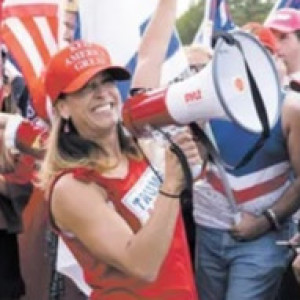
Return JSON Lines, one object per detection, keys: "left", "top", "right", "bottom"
{"left": 38, "top": 110, "right": 142, "bottom": 191}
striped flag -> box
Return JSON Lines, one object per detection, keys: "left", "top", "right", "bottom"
{"left": 1, "top": 0, "right": 59, "bottom": 120}
{"left": 193, "top": 0, "right": 236, "bottom": 46}
{"left": 265, "top": 0, "right": 300, "bottom": 24}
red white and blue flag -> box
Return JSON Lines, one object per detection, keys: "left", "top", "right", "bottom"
{"left": 193, "top": 0, "right": 236, "bottom": 46}
{"left": 1, "top": 0, "right": 59, "bottom": 120}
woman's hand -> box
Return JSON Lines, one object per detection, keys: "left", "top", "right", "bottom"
{"left": 173, "top": 128, "right": 202, "bottom": 168}
{"left": 162, "top": 128, "right": 201, "bottom": 195}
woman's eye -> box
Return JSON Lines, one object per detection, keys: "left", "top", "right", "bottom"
{"left": 90, "top": 82, "right": 98, "bottom": 90}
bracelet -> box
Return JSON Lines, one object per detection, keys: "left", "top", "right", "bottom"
{"left": 263, "top": 209, "right": 281, "bottom": 231}
{"left": 158, "top": 189, "right": 181, "bottom": 199}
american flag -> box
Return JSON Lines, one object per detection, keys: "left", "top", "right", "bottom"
{"left": 193, "top": 0, "right": 236, "bottom": 46}
{"left": 1, "top": 0, "right": 59, "bottom": 120}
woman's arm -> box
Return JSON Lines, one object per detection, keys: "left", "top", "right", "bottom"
{"left": 52, "top": 143, "right": 186, "bottom": 282}
{"left": 52, "top": 127, "right": 200, "bottom": 282}
{"left": 131, "top": 0, "right": 177, "bottom": 89}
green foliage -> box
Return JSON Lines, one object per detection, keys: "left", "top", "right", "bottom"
{"left": 176, "top": 2, "right": 204, "bottom": 44}
{"left": 176, "top": 0, "right": 276, "bottom": 45}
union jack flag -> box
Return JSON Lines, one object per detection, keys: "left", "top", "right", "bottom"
{"left": 1, "top": 0, "right": 59, "bottom": 120}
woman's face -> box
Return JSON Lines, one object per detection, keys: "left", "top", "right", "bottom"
{"left": 57, "top": 72, "right": 122, "bottom": 140}
{"left": 273, "top": 31, "right": 300, "bottom": 73}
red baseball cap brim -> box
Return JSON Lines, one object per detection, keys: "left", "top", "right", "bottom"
{"left": 265, "top": 8, "right": 300, "bottom": 33}
{"left": 63, "top": 65, "right": 130, "bottom": 94}
{"left": 267, "top": 24, "right": 295, "bottom": 34}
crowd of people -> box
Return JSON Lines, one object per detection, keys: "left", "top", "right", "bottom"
{"left": 0, "top": 0, "right": 300, "bottom": 299}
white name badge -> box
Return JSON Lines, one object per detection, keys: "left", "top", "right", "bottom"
{"left": 122, "top": 167, "right": 161, "bottom": 224}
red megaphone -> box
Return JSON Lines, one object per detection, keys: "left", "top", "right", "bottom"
{"left": 122, "top": 88, "right": 176, "bottom": 136}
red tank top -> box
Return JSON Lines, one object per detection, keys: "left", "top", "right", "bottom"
{"left": 50, "top": 158, "right": 198, "bottom": 300}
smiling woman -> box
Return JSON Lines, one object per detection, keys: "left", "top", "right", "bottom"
{"left": 35, "top": 36, "right": 198, "bottom": 300}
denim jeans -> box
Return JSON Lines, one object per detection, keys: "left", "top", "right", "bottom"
{"left": 195, "top": 221, "right": 294, "bottom": 300}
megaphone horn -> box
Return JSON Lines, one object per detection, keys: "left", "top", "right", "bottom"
{"left": 122, "top": 31, "right": 280, "bottom": 136}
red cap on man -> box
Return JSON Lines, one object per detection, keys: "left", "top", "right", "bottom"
{"left": 265, "top": 8, "right": 300, "bottom": 33}
{"left": 44, "top": 40, "right": 130, "bottom": 103}
{"left": 242, "top": 22, "right": 278, "bottom": 54}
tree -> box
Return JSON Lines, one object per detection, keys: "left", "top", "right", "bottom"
{"left": 176, "top": 0, "right": 276, "bottom": 45}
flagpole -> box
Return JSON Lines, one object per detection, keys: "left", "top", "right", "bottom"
{"left": 202, "top": 0, "right": 214, "bottom": 47}
{"left": 193, "top": 0, "right": 214, "bottom": 47}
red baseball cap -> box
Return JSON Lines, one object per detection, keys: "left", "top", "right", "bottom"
{"left": 44, "top": 40, "right": 130, "bottom": 103}
{"left": 265, "top": 8, "right": 300, "bottom": 33}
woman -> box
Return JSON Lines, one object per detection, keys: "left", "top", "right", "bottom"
{"left": 38, "top": 40, "right": 198, "bottom": 299}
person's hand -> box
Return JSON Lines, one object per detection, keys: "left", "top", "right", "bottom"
{"left": 173, "top": 127, "right": 202, "bottom": 168}
{"left": 162, "top": 128, "right": 200, "bottom": 195}
{"left": 229, "top": 211, "right": 270, "bottom": 241}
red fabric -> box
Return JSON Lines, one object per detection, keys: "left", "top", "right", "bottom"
{"left": 51, "top": 158, "right": 198, "bottom": 300}
{"left": 16, "top": 120, "right": 48, "bottom": 156}
{"left": 1, "top": 0, "right": 59, "bottom": 121}
{"left": 265, "top": 8, "right": 300, "bottom": 33}
{"left": 242, "top": 22, "right": 278, "bottom": 54}
{"left": 44, "top": 41, "right": 130, "bottom": 103}
{"left": 4, "top": 154, "right": 36, "bottom": 184}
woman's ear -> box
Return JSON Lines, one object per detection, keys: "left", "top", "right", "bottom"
{"left": 56, "top": 100, "right": 70, "bottom": 120}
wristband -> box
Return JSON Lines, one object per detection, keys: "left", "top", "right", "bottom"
{"left": 159, "top": 189, "right": 181, "bottom": 199}
{"left": 263, "top": 209, "right": 281, "bottom": 231}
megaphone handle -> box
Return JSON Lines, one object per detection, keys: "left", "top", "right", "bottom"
{"left": 154, "top": 126, "right": 194, "bottom": 197}
{"left": 168, "top": 142, "right": 193, "bottom": 202}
